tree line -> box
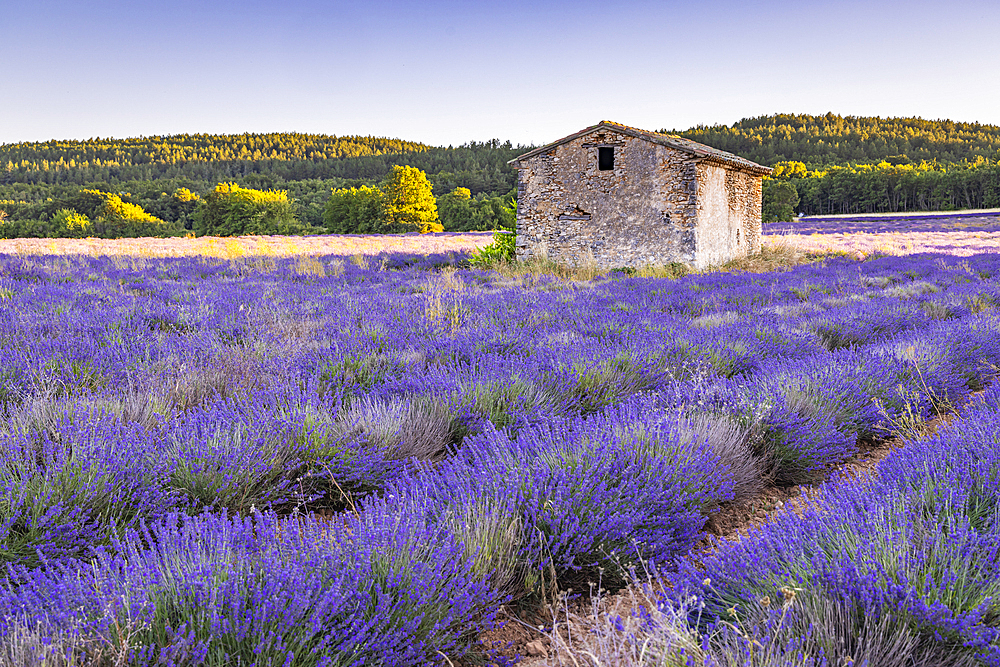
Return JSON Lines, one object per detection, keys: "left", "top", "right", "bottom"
{"left": 0, "top": 134, "right": 525, "bottom": 199}
{"left": 0, "top": 133, "right": 525, "bottom": 237}
{"left": 1, "top": 133, "right": 429, "bottom": 181}
{"left": 762, "top": 159, "right": 1000, "bottom": 220}
{"left": 0, "top": 163, "right": 515, "bottom": 239}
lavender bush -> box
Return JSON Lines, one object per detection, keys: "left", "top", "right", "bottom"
{"left": 381, "top": 404, "right": 737, "bottom": 598}
{"left": 0, "top": 509, "right": 500, "bottom": 666}
{"left": 0, "top": 409, "right": 176, "bottom": 568}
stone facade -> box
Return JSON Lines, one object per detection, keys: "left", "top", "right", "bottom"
{"left": 509, "top": 121, "right": 771, "bottom": 270}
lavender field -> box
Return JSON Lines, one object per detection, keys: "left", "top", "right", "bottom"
{"left": 1, "top": 245, "right": 1000, "bottom": 665}
{"left": 765, "top": 212, "right": 1000, "bottom": 258}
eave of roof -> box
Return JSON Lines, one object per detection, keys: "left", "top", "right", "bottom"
{"left": 507, "top": 120, "right": 773, "bottom": 176}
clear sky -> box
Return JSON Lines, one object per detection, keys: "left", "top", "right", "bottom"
{"left": 3, "top": 0, "right": 999, "bottom": 147}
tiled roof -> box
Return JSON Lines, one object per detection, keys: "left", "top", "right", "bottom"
{"left": 508, "top": 121, "right": 773, "bottom": 176}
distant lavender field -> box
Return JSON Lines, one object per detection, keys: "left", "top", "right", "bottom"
{"left": 0, "top": 230, "right": 494, "bottom": 258}
{"left": 765, "top": 212, "right": 1000, "bottom": 257}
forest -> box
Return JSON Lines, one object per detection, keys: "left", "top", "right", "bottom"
{"left": 3, "top": 114, "right": 1000, "bottom": 237}
{"left": 0, "top": 134, "right": 522, "bottom": 196}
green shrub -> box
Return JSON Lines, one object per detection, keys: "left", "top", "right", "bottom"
{"left": 470, "top": 230, "right": 516, "bottom": 268}
{"left": 438, "top": 188, "right": 516, "bottom": 232}
{"left": 762, "top": 178, "right": 800, "bottom": 222}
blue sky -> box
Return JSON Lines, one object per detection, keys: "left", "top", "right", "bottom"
{"left": 3, "top": 0, "right": 999, "bottom": 146}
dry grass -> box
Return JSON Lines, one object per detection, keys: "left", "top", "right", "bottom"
{"left": 485, "top": 256, "right": 605, "bottom": 282}
{"left": 483, "top": 239, "right": 817, "bottom": 286}
{"left": 717, "top": 237, "right": 819, "bottom": 272}
{"left": 0, "top": 230, "right": 831, "bottom": 281}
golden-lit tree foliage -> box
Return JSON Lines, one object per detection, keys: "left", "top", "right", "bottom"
{"left": 12, "top": 189, "right": 183, "bottom": 238}
{"left": 0, "top": 136, "right": 524, "bottom": 206}
{"left": 0, "top": 133, "right": 430, "bottom": 174}
{"left": 380, "top": 166, "right": 442, "bottom": 233}
{"left": 174, "top": 187, "right": 200, "bottom": 202}
{"left": 50, "top": 208, "right": 92, "bottom": 237}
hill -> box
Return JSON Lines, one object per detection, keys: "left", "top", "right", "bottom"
{"left": 0, "top": 133, "right": 523, "bottom": 195}
{"left": 0, "top": 134, "right": 527, "bottom": 234}
{"left": 668, "top": 113, "right": 1000, "bottom": 167}
{"left": 665, "top": 114, "right": 1000, "bottom": 218}
{"left": 4, "top": 114, "right": 1000, "bottom": 231}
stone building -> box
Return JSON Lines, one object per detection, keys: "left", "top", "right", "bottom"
{"left": 508, "top": 121, "right": 772, "bottom": 269}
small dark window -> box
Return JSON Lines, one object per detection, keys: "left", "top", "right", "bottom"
{"left": 598, "top": 147, "right": 614, "bottom": 171}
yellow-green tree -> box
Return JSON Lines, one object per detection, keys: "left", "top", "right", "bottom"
{"left": 51, "top": 208, "right": 92, "bottom": 238}
{"left": 771, "top": 161, "right": 808, "bottom": 179}
{"left": 174, "top": 187, "right": 200, "bottom": 203}
{"left": 380, "top": 165, "right": 442, "bottom": 233}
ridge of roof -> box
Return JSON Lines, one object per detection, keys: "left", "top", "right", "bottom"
{"left": 508, "top": 121, "right": 772, "bottom": 175}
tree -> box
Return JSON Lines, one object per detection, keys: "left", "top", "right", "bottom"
{"left": 56, "top": 189, "right": 179, "bottom": 237}
{"left": 762, "top": 179, "right": 800, "bottom": 222}
{"left": 194, "top": 182, "right": 313, "bottom": 236}
{"left": 51, "top": 208, "right": 92, "bottom": 238}
{"left": 771, "top": 161, "right": 808, "bottom": 179}
{"left": 323, "top": 185, "right": 385, "bottom": 234}
{"left": 435, "top": 186, "right": 517, "bottom": 232}
{"left": 437, "top": 186, "right": 474, "bottom": 231}
{"left": 380, "top": 165, "right": 442, "bottom": 233}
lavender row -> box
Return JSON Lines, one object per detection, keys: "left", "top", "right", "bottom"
{"left": 3, "top": 251, "right": 1000, "bottom": 408}
{"left": 1, "top": 509, "right": 500, "bottom": 666}
{"left": 666, "top": 383, "right": 1000, "bottom": 666}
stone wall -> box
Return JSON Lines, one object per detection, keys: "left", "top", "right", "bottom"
{"left": 514, "top": 130, "right": 763, "bottom": 269}
{"left": 694, "top": 164, "right": 763, "bottom": 269}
